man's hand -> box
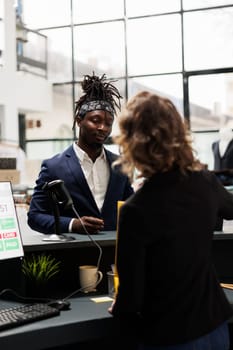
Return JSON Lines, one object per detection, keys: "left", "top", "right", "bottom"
{"left": 72, "top": 216, "right": 104, "bottom": 234}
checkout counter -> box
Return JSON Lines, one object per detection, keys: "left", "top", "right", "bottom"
{"left": 0, "top": 295, "right": 118, "bottom": 350}
{"left": 0, "top": 205, "right": 136, "bottom": 350}
{"left": 0, "top": 204, "right": 117, "bottom": 300}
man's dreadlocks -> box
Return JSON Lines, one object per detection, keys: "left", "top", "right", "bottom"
{"left": 73, "top": 73, "right": 122, "bottom": 129}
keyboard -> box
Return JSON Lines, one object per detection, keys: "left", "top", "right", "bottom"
{"left": 0, "top": 303, "right": 60, "bottom": 331}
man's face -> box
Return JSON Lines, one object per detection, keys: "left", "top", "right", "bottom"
{"left": 77, "top": 110, "right": 114, "bottom": 146}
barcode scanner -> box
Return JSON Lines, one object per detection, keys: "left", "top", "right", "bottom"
{"left": 42, "top": 179, "right": 73, "bottom": 210}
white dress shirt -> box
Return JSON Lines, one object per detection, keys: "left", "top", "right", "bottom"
{"left": 73, "top": 142, "right": 110, "bottom": 211}
{"left": 69, "top": 143, "right": 110, "bottom": 232}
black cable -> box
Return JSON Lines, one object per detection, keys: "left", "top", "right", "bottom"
{"left": 71, "top": 204, "right": 103, "bottom": 271}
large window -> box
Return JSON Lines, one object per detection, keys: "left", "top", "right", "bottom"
{"left": 184, "top": 8, "right": 233, "bottom": 70}
{"left": 127, "top": 15, "right": 182, "bottom": 75}
{"left": 126, "top": 0, "right": 181, "bottom": 15}
{"left": 73, "top": 0, "right": 124, "bottom": 23}
{"left": 183, "top": 0, "right": 233, "bottom": 10}
{"left": 73, "top": 21, "right": 125, "bottom": 80}
{"left": 128, "top": 75, "right": 183, "bottom": 115}
{"left": 20, "top": 0, "right": 233, "bottom": 169}
{"left": 22, "top": 0, "right": 70, "bottom": 28}
{"left": 40, "top": 27, "right": 72, "bottom": 82}
{"left": 189, "top": 73, "right": 233, "bottom": 131}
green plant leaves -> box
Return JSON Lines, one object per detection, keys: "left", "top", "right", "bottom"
{"left": 21, "top": 254, "right": 61, "bottom": 285}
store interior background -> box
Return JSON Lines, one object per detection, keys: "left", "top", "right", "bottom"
{"left": 1, "top": 0, "right": 233, "bottom": 188}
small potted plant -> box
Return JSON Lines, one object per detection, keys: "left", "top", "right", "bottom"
{"left": 21, "top": 253, "right": 61, "bottom": 299}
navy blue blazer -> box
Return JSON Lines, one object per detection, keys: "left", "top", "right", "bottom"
{"left": 27, "top": 145, "right": 134, "bottom": 234}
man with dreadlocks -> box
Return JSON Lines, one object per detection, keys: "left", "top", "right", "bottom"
{"left": 27, "top": 73, "right": 134, "bottom": 234}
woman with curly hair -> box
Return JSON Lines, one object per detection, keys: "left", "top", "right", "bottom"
{"left": 28, "top": 73, "right": 134, "bottom": 235}
{"left": 109, "top": 91, "right": 233, "bottom": 349}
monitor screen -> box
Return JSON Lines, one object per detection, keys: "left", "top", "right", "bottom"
{"left": 0, "top": 181, "right": 24, "bottom": 260}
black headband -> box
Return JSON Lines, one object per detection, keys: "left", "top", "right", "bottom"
{"left": 78, "top": 100, "right": 115, "bottom": 118}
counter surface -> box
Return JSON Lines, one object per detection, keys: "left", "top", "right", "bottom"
{"left": 16, "top": 205, "right": 116, "bottom": 251}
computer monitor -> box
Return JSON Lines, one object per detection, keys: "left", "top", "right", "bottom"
{"left": 0, "top": 181, "right": 24, "bottom": 260}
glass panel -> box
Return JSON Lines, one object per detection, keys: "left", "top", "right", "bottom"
{"left": 73, "top": 22, "right": 125, "bottom": 80}
{"left": 192, "top": 131, "right": 219, "bottom": 170}
{"left": 127, "top": 15, "right": 182, "bottom": 75}
{"left": 184, "top": 8, "right": 233, "bottom": 70}
{"left": 26, "top": 140, "right": 73, "bottom": 160}
{"left": 22, "top": 0, "right": 71, "bottom": 29}
{"left": 128, "top": 75, "right": 183, "bottom": 116}
{"left": 26, "top": 84, "right": 74, "bottom": 144}
{"left": 183, "top": 0, "right": 233, "bottom": 10}
{"left": 40, "top": 28, "right": 72, "bottom": 82}
{"left": 126, "top": 0, "right": 180, "bottom": 16}
{"left": 73, "top": 0, "right": 124, "bottom": 23}
{"left": 17, "top": 30, "right": 47, "bottom": 77}
{"left": 189, "top": 73, "right": 233, "bottom": 132}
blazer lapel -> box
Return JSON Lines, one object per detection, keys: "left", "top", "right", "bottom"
{"left": 224, "top": 140, "right": 233, "bottom": 158}
{"left": 64, "top": 146, "right": 99, "bottom": 210}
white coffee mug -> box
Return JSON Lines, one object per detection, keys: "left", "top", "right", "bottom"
{"left": 79, "top": 265, "right": 103, "bottom": 293}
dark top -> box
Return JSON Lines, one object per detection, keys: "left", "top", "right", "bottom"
{"left": 112, "top": 169, "right": 233, "bottom": 346}
{"left": 212, "top": 139, "right": 233, "bottom": 170}
{"left": 27, "top": 145, "right": 134, "bottom": 234}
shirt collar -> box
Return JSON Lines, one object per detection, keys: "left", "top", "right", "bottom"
{"left": 73, "top": 142, "right": 106, "bottom": 162}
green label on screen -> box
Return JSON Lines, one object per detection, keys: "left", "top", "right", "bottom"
{"left": 4, "top": 239, "right": 19, "bottom": 250}
{"left": 0, "top": 218, "right": 15, "bottom": 230}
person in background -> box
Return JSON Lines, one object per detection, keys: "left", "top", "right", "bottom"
{"left": 109, "top": 91, "right": 233, "bottom": 349}
{"left": 27, "top": 73, "right": 134, "bottom": 234}
{"left": 212, "top": 127, "right": 233, "bottom": 171}
{"left": 212, "top": 127, "right": 233, "bottom": 188}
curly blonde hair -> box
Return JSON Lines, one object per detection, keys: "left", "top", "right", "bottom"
{"left": 113, "top": 91, "right": 202, "bottom": 180}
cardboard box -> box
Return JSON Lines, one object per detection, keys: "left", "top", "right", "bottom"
{"left": 0, "top": 170, "right": 20, "bottom": 184}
